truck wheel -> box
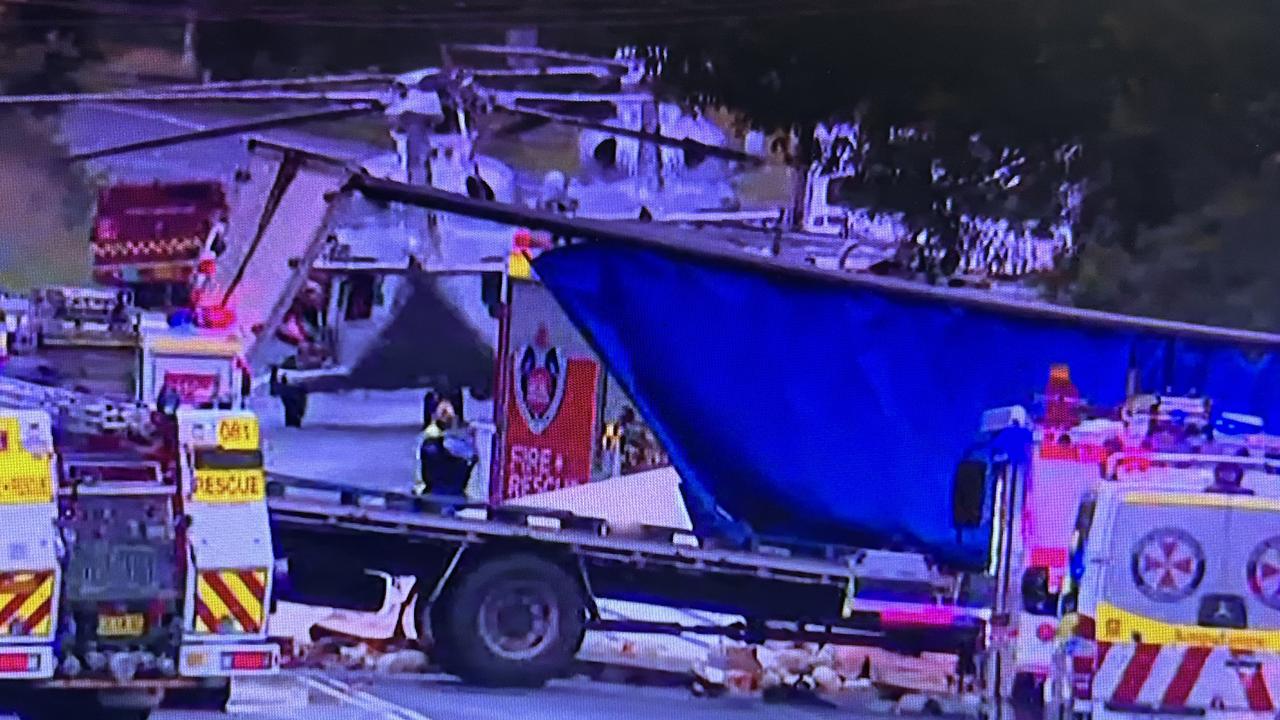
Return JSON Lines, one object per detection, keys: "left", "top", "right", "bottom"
{"left": 165, "top": 682, "right": 229, "bottom": 711}
{"left": 1011, "top": 673, "right": 1045, "bottom": 720}
{"left": 435, "top": 553, "right": 586, "bottom": 687}
{"left": 12, "top": 697, "right": 151, "bottom": 720}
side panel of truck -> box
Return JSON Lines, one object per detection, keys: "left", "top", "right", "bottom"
{"left": 530, "top": 239, "right": 1280, "bottom": 570}
{"left": 176, "top": 411, "right": 278, "bottom": 677}
{"left": 0, "top": 412, "right": 59, "bottom": 680}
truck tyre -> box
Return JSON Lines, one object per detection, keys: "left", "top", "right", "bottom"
{"left": 12, "top": 696, "right": 150, "bottom": 720}
{"left": 435, "top": 553, "right": 586, "bottom": 687}
{"left": 1011, "top": 672, "right": 1045, "bottom": 720}
{"left": 165, "top": 682, "right": 230, "bottom": 711}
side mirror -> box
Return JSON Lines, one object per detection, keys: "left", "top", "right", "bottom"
{"left": 1022, "top": 566, "right": 1056, "bottom": 615}
{"left": 952, "top": 459, "right": 989, "bottom": 529}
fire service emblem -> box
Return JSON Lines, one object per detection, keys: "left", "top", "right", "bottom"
{"left": 514, "top": 325, "right": 566, "bottom": 435}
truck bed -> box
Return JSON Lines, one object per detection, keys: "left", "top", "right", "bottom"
{"left": 265, "top": 477, "right": 988, "bottom": 655}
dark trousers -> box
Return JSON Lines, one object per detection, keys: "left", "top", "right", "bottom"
{"left": 282, "top": 395, "right": 305, "bottom": 427}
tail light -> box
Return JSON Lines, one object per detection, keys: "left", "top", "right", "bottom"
{"left": 1069, "top": 644, "right": 1097, "bottom": 699}
{"left": 221, "top": 650, "right": 272, "bottom": 671}
{"left": 1036, "top": 622, "right": 1056, "bottom": 642}
{"left": 0, "top": 653, "right": 39, "bottom": 673}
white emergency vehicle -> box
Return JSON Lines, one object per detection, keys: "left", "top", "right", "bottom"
{"left": 968, "top": 377, "right": 1266, "bottom": 720}
{"left": 1045, "top": 451, "right": 1280, "bottom": 720}
{"left": 0, "top": 391, "right": 276, "bottom": 719}
{"left": 136, "top": 314, "right": 249, "bottom": 412}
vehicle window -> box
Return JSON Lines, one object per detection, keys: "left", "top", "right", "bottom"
{"left": 1067, "top": 494, "right": 1096, "bottom": 586}
{"left": 193, "top": 448, "right": 264, "bottom": 470}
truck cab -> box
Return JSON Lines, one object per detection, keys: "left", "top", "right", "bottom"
{"left": 1047, "top": 452, "right": 1280, "bottom": 720}
{"left": 0, "top": 406, "right": 275, "bottom": 719}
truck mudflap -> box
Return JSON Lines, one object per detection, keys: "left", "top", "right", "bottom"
{"left": 179, "top": 642, "right": 279, "bottom": 677}
{"left": 0, "top": 646, "right": 54, "bottom": 679}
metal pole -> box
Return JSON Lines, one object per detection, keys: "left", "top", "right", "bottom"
{"left": 489, "top": 266, "right": 513, "bottom": 504}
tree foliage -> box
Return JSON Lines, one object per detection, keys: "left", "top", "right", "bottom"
{"left": 0, "top": 6, "right": 96, "bottom": 289}
{"left": 559, "top": 1, "right": 1280, "bottom": 327}
{"left": 7, "top": 1, "right": 1280, "bottom": 327}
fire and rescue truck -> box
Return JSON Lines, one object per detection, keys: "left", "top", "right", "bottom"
{"left": 0, "top": 379, "right": 277, "bottom": 720}
{"left": 1044, "top": 449, "right": 1280, "bottom": 720}
{"left": 90, "top": 181, "right": 227, "bottom": 309}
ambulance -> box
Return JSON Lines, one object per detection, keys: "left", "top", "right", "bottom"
{"left": 973, "top": 374, "right": 1239, "bottom": 720}
{"left": 0, "top": 404, "right": 277, "bottom": 719}
{"left": 1046, "top": 452, "right": 1280, "bottom": 720}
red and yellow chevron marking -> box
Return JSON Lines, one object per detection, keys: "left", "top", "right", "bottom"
{"left": 0, "top": 571, "right": 55, "bottom": 638}
{"left": 92, "top": 236, "right": 203, "bottom": 262}
{"left": 194, "top": 569, "right": 267, "bottom": 635}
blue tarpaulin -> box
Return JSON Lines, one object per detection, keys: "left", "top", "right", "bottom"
{"left": 533, "top": 242, "right": 1280, "bottom": 570}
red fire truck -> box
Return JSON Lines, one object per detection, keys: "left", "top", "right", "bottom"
{"left": 91, "top": 182, "right": 227, "bottom": 309}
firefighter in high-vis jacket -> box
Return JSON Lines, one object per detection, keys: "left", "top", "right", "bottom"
{"left": 601, "top": 419, "right": 624, "bottom": 477}
{"left": 414, "top": 401, "right": 477, "bottom": 497}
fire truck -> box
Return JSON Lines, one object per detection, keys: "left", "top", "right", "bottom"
{"left": 91, "top": 181, "right": 227, "bottom": 309}
{"left": 0, "top": 377, "right": 277, "bottom": 720}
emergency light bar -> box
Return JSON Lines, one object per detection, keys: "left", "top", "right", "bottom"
{"left": 1103, "top": 451, "right": 1279, "bottom": 480}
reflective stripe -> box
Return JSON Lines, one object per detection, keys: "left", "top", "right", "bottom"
{"left": 0, "top": 572, "right": 54, "bottom": 637}
{"left": 1094, "top": 644, "right": 1277, "bottom": 711}
{"left": 193, "top": 568, "right": 267, "bottom": 634}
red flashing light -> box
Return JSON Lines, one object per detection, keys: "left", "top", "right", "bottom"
{"left": 880, "top": 607, "right": 959, "bottom": 628}
{"left": 1029, "top": 547, "right": 1068, "bottom": 569}
{"left": 513, "top": 228, "right": 551, "bottom": 251}
{"left": 195, "top": 305, "right": 235, "bottom": 330}
{"left": 1036, "top": 622, "right": 1057, "bottom": 642}
{"left": 513, "top": 228, "right": 533, "bottom": 250}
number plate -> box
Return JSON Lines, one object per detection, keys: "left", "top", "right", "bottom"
{"left": 193, "top": 469, "right": 265, "bottom": 503}
{"left": 97, "top": 613, "right": 145, "bottom": 637}
{"left": 0, "top": 474, "right": 52, "bottom": 505}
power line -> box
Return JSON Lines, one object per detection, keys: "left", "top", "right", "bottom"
{"left": 0, "top": 0, "right": 1005, "bottom": 28}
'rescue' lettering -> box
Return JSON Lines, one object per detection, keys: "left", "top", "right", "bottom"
{"left": 506, "top": 444, "right": 567, "bottom": 498}
{"left": 194, "top": 469, "right": 265, "bottom": 503}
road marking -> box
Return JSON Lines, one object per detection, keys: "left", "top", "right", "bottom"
{"left": 300, "top": 674, "right": 434, "bottom": 720}
{"left": 86, "top": 103, "right": 208, "bottom": 131}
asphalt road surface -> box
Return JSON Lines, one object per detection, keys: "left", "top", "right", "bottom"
{"left": 151, "top": 671, "right": 882, "bottom": 720}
